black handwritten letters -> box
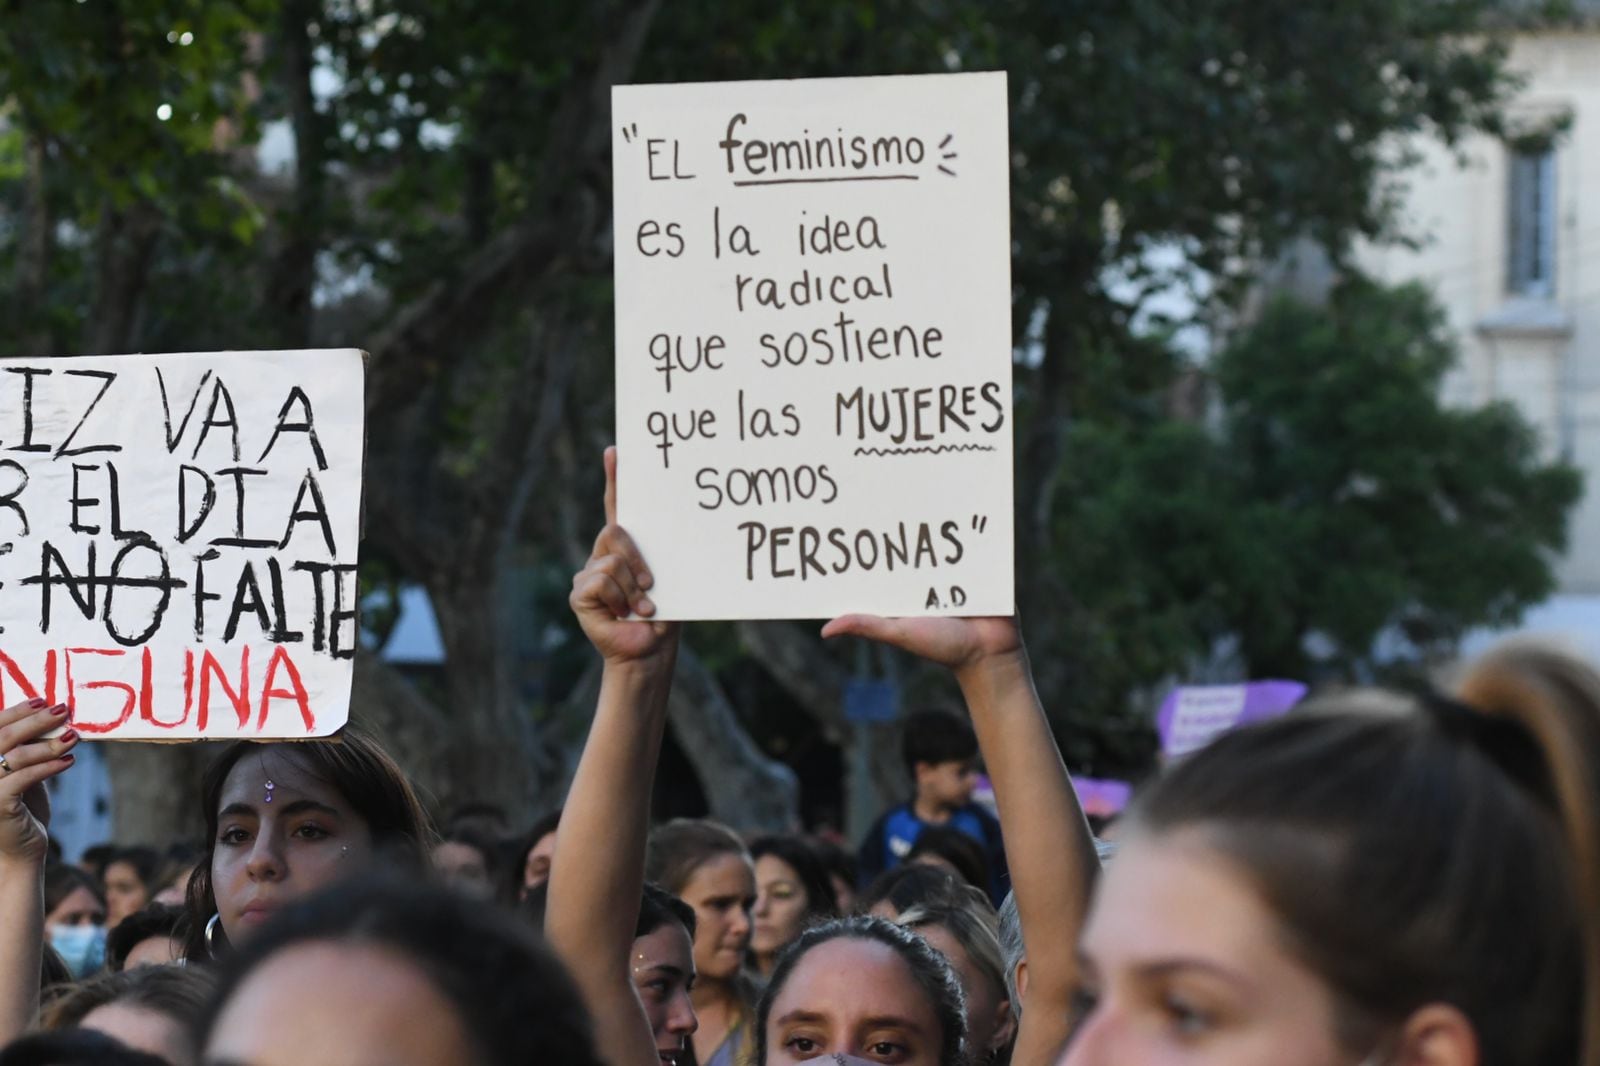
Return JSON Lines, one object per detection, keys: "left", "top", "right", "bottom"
{"left": 614, "top": 74, "right": 1014, "bottom": 618}
{"left": 0, "top": 351, "right": 365, "bottom": 737}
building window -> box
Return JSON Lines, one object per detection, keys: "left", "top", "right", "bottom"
{"left": 1507, "top": 148, "right": 1556, "bottom": 298}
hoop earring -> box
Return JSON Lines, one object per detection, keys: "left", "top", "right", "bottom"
{"left": 204, "top": 913, "right": 223, "bottom": 956}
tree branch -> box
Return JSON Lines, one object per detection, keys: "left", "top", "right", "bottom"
{"left": 14, "top": 130, "right": 53, "bottom": 354}
{"left": 738, "top": 620, "right": 907, "bottom": 834}
{"left": 87, "top": 202, "right": 161, "bottom": 354}
{"left": 363, "top": 0, "right": 660, "bottom": 415}
{"left": 264, "top": 0, "right": 323, "bottom": 349}
{"left": 669, "top": 642, "right": 799, "bottom": 832}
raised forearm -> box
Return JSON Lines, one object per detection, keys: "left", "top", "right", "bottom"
{"left": 545, "top": 651, "right": 677, "bottom": 1066}
{"left": 956, "top": 649, "right": 1097, "bottom": 1022}
{"left": 0, "top": 857, "right": 44, "bottom": 1045}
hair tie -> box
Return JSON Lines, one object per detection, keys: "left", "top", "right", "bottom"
{"left": 1417, "top": 688, "right": 1554, "bottom": 806}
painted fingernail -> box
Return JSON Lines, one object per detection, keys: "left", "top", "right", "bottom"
{"left": 50, "top": 703, "right": 70, "bottom": 716}
{"left": 59, "top": 753, "right": 74, "bottom": 765}
{"left": 59, "top": 729, "right": 78, "bottom": 744}
{"left": 28, "top": 697, "right": 46, "bottom": 709}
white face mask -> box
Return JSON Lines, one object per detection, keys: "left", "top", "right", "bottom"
{"left": 49, "top": 923, "right": 107, "bottom": 978}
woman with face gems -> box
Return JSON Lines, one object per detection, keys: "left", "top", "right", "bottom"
{"left": 546, "top": 446, "right": 701, "bottom": 1066}
{"left": 0, "top": 698, "right": 81, "bottom": 1045}
{"left": 646, "top": 819, "right": 757, "bottom": 1066}
{"left": 180, "top": 725, "right": 433, "bottom": 962}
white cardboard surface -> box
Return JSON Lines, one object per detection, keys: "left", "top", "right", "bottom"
{"left": 614, "top": 72, "right": 1015, "bottom": 619}
{"left": 0, "top": 349, "right": 364, "bottom": 739}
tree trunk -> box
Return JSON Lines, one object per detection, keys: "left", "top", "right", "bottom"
{"left": 14, "top": 132, "right": 54, "bottom": 355}
{"left": 736, "top": 621, "right": 904, "bottom": 837}
{"left": 415, "top": 563, "right": 557, "bottom": 821}
{"left": 264, "top": 0, "right": 322, "bottom": 349}
{"left": 88, "top": 204, "right": 161, "bottom": 354}
{"left": 345, "top": 649, "right": 458, "bottom": 817}
{"left": 669, "top": 643, "right": 799, "bottom": 832}
{"left": 102, "top": 742, "right": 215, "bottom": 846}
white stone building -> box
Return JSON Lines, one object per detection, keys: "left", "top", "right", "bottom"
{"left": 1356, "top": 8, "right": 1600, "bottom": 591}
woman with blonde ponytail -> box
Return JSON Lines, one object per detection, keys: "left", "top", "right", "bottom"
{"left": 1049, "top": 638, "right": 1600, "bottom": 1066}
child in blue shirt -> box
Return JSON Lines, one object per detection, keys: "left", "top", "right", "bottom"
{"left": 857, "top": 708, "right": 1009, "bottom": 905}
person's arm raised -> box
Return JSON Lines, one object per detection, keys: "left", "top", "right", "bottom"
{"left": 820, "top": 615, "right": 1097, "bottom": 1063}
{"left": 0, "top": 699, "right": 80, "bottom": 1045}
{"left": 546, "top": 447, "right": 680, "bottom": 1066}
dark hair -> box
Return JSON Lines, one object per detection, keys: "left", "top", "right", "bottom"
{"left": 41, "top": 965, "right": 217, "bottom": 1039}
{"left": 163, "top": 841, "right": 204, "bottom": 869}
{"left": 105, "top": 904, "right": 185, "bottom": 972}
{"left": 195, "top": 875, "right": 604, "bottom": 1066}
{"left": 901, "top": 709, "right": 977, "bottom": 776}
{"left": 39, "top": 944, "right": 72, "bottom": 991}
{"left": 517, "top": 880, "right": 550, "bottom": 928}
{"left": 749, "top": 835, "right": 840, "bottom": 927}
{"left": 809, "top": 836, "right": 857, "bottom": 895}
{"left": 755, "top": 916, "right": 967, "bottom": 1066}
{"left": 102, "top": 847, "right": 163, "bottom": 896}
{"left": 444, "top": 801, "right": 512, "bottom": 838}
{"left": 645, "top": 818, "right": 750, "bottom": 895}
{"left": 1127, "top": 641, "right": 1600, "bottom": 1065}
{"left": 182, "top": 726, "right": 434, "bottom": 961}
{"left": 519, "top": 880, "right": 692, "bottom": 945}
{"left": 638, "top": 881, "right": 697, "bottom": 940}
{"left": 45, "top": 863, "right": 105, "bottom": 918}
{"left": 509, "top": 807, "right": 562, "bottom": 900}
{"left": 0, "top": 1029, "right": 169, "bottom": 1066}
{"left": 79, "top": 844, "right": 117, "bottom": 880}
{"left": 437, "top": 826, "right": 499, "bottom": 878}
{"left": 906, "top": 825, "right": 990, "bottom": 892}
{"left": 857, "top": 863, "right": 964, "bottom": 917}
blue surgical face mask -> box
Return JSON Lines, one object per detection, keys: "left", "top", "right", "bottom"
{"left": 49, "top": 923, "right": 107, "bottom": 979}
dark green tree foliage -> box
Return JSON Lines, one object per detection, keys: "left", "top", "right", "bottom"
{"left": 1214, "top": 280, "right": 1581, "bottom": 677}
{"left": 1051, "top": 281, "right": 1580, "bottom": 769}
{"left": 0, "top": 0, "right": 1581, "bottom": 821}
{"left": 0, "top": 1, "right": 269, "bottom": 355}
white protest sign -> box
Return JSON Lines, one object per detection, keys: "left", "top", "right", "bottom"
{"left": 613, "top": 72, "right": 1014, "bottom": 619}
{"left": 0, "top": 350, "right": 364, "bottom": 739}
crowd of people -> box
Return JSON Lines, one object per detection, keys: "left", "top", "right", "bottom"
{"left": 0, "top": 447, "right": 1598, "bottom": 1066}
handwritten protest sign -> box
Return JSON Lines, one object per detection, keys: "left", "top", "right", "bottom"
{"left": 1156, "top": 681, "right": 1308, "bottom": 758}
{"left": 0, "top": 350, "right": 364, "bottom": 739}
{"left": 613, "top": 72, "right": 1014, "bottom": 619}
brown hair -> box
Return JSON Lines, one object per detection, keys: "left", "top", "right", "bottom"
{"left": 44, "top": 863, "right": 104, "bottom": 917}
{"left": 897, "top": 885, "right": 1007, "bottom": 1007}
{"left": 1128, "top": 640, "right": 1600, "bottom": 1066}
{"left": 42, "top": 964, "right": 217, "bottom": 1035}
{"left": 645, "top": 818, "right": 749, "bottom": 895}
{"left": 182, "top": 725, "right": 435, "bottom": 961}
